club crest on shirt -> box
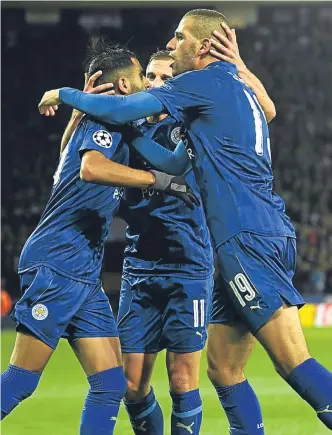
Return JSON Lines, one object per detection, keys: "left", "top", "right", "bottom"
{"left": 170, "top": 127, "right": 181, "bottom": 144}
{"left": 93, "top": 130, "right": 113, "bottom": 148}
{"left": 32, "top": 304, "right": 48, "bottom": 320}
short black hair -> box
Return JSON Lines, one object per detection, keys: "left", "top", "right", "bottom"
{"left": 148, "top": 50, "right": 173, "bottom": 66}
{"left": 84, "top": 36, "right": 136, "bottom": 86}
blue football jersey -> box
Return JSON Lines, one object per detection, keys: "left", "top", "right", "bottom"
{"left": 148, "top": 61, "right": 296, "bottom": 249}
{"left": 19, "top": 117, "right": 129, "bottom": 283}
{"left": 119, "top": 115, "right": 214, "bottom": 278}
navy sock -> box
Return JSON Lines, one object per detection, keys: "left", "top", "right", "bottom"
{"left": 286, "top": 358, "right": 332, "bottom": 429}
{"left": 1, "top": 364, "right": 41, "bottom": 419}
{"left": 80, "top": 366, "right": 127, "bottom": 435}
{"left": 125, "top": 387, "right": 164, "bottom": 434}
{"left": 171, "top": 389, "right": 202, "bottom": 435}
{"left": 215, "top": 380, "right": 264, "bottom": 435}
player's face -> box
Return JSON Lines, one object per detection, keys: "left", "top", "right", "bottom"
{"left": 146, "top": 59, "right": 173, "bottom": 88}
{"left": 128, "top": 58, "right": 149, "bottom": 93}
{"left": 166, "top": 18, "right": 199, "bottom": 76}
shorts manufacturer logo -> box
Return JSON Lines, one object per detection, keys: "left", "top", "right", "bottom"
{"left": 93, "top": 130, "right": 113, "bottom": 148}
{"left": 32, "top": 304, "right": 48, "bottom": 320}
{"left": 250, "top": 301, "right": 262, "bottom": 310}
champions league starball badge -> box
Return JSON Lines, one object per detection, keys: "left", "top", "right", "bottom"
{"left": 93, "top": 130, "right": 113, "bottom": 148}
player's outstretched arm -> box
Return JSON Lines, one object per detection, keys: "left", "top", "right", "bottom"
{"left": 210, "top": 23, "right": 276, "bottom": 123}
{"left": 126, "top": 128, "right": 191, "bottom": 175}
{"left": 38, "top": 89, "right": 164, "bottom": 125}
{"left": 80, "top": 151, "right": 199, "bottom": 209}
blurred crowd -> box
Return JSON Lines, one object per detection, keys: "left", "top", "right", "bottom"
{"left": 2, "top": 5, "right": 332, "bottom": 298}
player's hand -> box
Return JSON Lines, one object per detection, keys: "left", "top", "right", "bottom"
{"left": 43, "top": 105, "right": 59, "bottom": 117}
{"left": 150, "top": 170, "right": 200, "bottom": 210}
{"left": 38, "top": 89, "right": 61, "bottom": 115}
{"left": 69, "top": 71, "right": 115, "bottom": 120}
{"left": 84, "top": 71, "right": 115, "bottom": 96}
{"left": 39, "top": 72, "right": 115, "bottom": 117}
{"left": 210, "top": 23, "right": 247, "bottom": 74}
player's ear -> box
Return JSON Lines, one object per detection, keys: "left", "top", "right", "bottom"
{"left": 198, "top": 38, "right": 211, "bottom": 57}
{"left": 118, "top": 77, "right": 130, "bottom": 95}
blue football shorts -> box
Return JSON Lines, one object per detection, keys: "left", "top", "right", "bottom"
{"left": 12, "top": 265, "right": 118, "bottom": 349}
{"left": 210, "top": 232, "right": 305, "bottom": 334}
{"left": 117, "top": 274, "right": 214, "bottom": 353}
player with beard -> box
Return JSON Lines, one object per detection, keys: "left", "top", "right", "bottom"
{"left": 38, "top": 10, "right": 332, "bottom": 434}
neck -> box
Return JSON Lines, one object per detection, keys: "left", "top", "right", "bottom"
{"left": 196, "top": 55, "right": 219, "bottom": 71}
{"left": 146, "top": 113, "right": 168, "bottom": 123}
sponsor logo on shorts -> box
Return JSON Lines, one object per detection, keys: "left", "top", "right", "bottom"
{"left": 32, "top": 304, "right": 48, "bottom": 320}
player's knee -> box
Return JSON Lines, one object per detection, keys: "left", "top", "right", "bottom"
{"left": 125, "top": 379, "right": 151, "bottom": 401}
{"left": 169, "top": 370, "right": 192, "bottom": 395}
{"left": 272, "top": 352, "right": 312, "bottom": 379}
{"left": 273, "top": 360, "right": 297, "bottom": 379}
{"left": 207, "top": 359, "right": 246, "bottom": 386}
{"left": 1, "top": 365, "right": 42, "bottom": 417}
{"left": 87, "top": 366, "right": 127, "bottom": 404}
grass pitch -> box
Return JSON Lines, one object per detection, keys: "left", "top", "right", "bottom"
{"left": 1, "top": 328, "right": 331, "bottom": 435}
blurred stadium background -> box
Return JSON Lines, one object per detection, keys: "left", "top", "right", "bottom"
{"left": 1, "top": 1, "right": 332, "bottom": 434}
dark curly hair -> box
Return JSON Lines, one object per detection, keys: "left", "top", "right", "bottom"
{"left": 84, "top": 35, "right": 136, "bottom": 86}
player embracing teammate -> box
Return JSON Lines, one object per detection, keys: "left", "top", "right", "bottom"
{"left": 40, "top": 8, "right": 332, "bottom": 435}
{"left": 0, "top": 39, "right": 197, "bottom": 435}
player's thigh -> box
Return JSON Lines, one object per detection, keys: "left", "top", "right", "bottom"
{"left": 161, "top": 276, "right": 214, "bottom": 354}
{"left": 209, "top": 272, "right": 242, "bottom": 329}
{"left": 9, "top": 326, "right": 54, "bottom": 372}
{"left": 207, "top": 322, "right": 256, "bottom": 385}
{"left": 66, "top": 284, "right": 121, "bottom": 375}
{"left": 123, "top": 353, "right": 158, "bottom": 400}
{"left": 255, "top": 304, "right": 310, "bottom": 378}
{"left": 117, "top": 275, "right": 163, "bottom": 354}
{"left": 12, "top": 266, "right": 88, "bottom": 352}
{"left": 71, "top": 336, "right": 122, "bottom": 376}
{"left": 216, "top": 232, "right": 304, "bottom": 335}
{"left": 166, "top": 350, "right": 202, "bottom": 394}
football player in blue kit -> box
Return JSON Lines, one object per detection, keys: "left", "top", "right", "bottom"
{"left": 38, "top": 8, "right": 332, "bottom": 434}
{"left": 41, "top": 33, "right": 276, "bottom": 435}
{"left": 1, "top": 40, "right": 197, "bottom": 434}
{"left": 117, "top": 46, "right": 276, "bottom": 435}
{"left": 117, "top": 50, "right": 214, "bottom": 435}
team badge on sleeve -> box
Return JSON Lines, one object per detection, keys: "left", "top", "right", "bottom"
{"left": 170, "top": 127, "right": 181, "bottom": 144}
{"left": 93, "top": 130, "right": 113, "bottom": 148}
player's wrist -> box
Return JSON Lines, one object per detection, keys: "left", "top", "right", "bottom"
{"left": 149, "top": 170, "right": 170, "bottom": 191}
{"left": 237, "top": 63, "right": 249, "bottom": 75}
{"left": 147, "top": 170, "right": 156, "bottom": 187}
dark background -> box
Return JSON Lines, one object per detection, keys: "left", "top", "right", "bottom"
{"left": 2, "top": 2, "right": 332, "bottom": 309}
